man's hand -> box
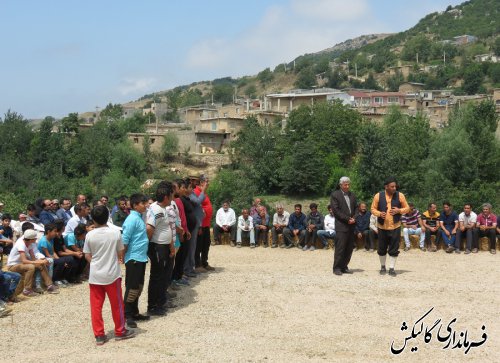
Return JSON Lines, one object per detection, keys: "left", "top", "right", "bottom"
{"left": 389, "top": 207, "right": 400, "bottom": 215}
{"left": 445, "top": 229, "right": 451, "bottom": 237}
{"left": 380, "top": 212, "right": 387, "bottom": 220}
{"left": 348, "top": 218, "right": 355, "bottom": 224}
{"left": 357, "top": 232, "right": 362, "bottom": 239}
{"left": 293, "top": 229, "right": 299, "bottom": 236}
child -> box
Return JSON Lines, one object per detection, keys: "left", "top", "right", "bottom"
{"left": 122, "top": 193, "right": 150, "bottom": 328}
{"left": 83, "top": 205, "right": 135, "bottom": 345}
{"left": 63, "top": 223, "right": 87, "bottom": 281}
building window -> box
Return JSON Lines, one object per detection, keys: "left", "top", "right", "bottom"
{"left": 374, "top": 97, "right": 383, "bottom": 104}
{"left": 236, "top": 108, "right": 240, "bottom": 114}
{"left": 388, "top": 97, "right": 399, "bottom": 104}
{"left": 150, "top": 138, "right": 155, "bottom": 144}
{"left": 211, "top": 122, "right": 217, "bottom": 131}
{"left": 133, "top": 138, "right": 139, "bottom": 144}
{"left": 223, "top": 112, "right": 228, "bottom": 117}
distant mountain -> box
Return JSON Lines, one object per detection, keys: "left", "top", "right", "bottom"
{"left": 311, "top": 33, "right": 393, "bottom": 58}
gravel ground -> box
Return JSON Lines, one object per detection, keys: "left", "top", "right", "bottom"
{"left": 1, "top": 245, "right": 499, "bottom": 363}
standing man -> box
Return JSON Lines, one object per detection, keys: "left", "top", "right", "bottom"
{"left": 195, "top": 175, "right": 214, "bottom": 272}
{"left": 370, "top": 177, "right": 410, "bottom": 277}
{"left": 184, "top": 176, "right": 205, "bottom": 278}
{"left": 331, "top": 176, "right": 358, "bottom": 276}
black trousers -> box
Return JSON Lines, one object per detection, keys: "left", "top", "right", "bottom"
{"left": 195, "top": 226, "right": 211, "bottom": 268}
{"left": 377, "top": 229, "right": 400, "bottom": 257}
{"left": 478, "top": 228, "right": 497, "bottom": 249}
{"left": 53, "top": 256, "right": 77, "bottom": 282}
{"left": 124, "top": 260, "right": 146, "bottom": 319}
{"left": 333, "top": 230, "right": 354, "bottom": 271}
{"left": 173, "top": 242, "right": 187, "bottom": 280}
{"left": 147, "top": 243, "right": 172, "bottom": 311}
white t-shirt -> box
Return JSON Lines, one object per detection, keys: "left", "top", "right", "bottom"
{"left": 7, "top": 239, "right": 36, "bottom": 266}
{"left": 146, "top": 202, "right": 174, "bottom": 244}
{"left": 459, "top": 211, "right": 477, "bottom": 226}
{"left": 63, "top": 215, "right": 86, "bottom": 237}
{"left": 83, "top": 227, "right": 124, "bottom": 285}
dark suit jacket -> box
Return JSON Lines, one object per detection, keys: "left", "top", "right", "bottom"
{"left": 331, "top": 189, "right": 357, "bottom": 232}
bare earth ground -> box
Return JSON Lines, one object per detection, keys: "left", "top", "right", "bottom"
{"left": 1, "top": 246, "right": 499, "bottom": 363}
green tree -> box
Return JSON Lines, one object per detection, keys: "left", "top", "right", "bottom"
{"left": 257, "top": 68, "right": 274, "bottom": 85}
{"left": 294, "top": 67, "right": 316, "bottom": 89}
{"left": 462, "top": 63, "right": 484, "bottom": 94}
{"left": 212, "top": 83, "right": 234, "bottom": 104}
{"left": 100, "top": 103, "right": 123, "bottom": 120}
{"left": 401, "top": 35, "right": 432, "bottom": 62}
{"left": 60, "top": 112, "right": 80, "bottom": 134}
{"left": 161, "top": 133, "right": 179, "bottom": 161}
{"left": 245, "top": 84, "right": 257, "bottom": 98}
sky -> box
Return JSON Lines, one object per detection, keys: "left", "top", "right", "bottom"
{"left": 0, "top": 0, "right": 465, "bottom": 119}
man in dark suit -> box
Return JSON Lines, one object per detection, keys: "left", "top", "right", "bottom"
{"left": 331, "top": 176, "right": 358, "bottom": 276}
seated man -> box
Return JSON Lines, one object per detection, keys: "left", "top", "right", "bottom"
{"left": 213, "top": 201, "right": 236, "bottom": 245}
{"left": 236, "top": 209, "right": 255, "bottom": 248}
{"left": 38, "top": 223, "right": 75, "bottom": 287}
{"left": 39, "top": 199, "right": 56, "bottom": 225}
{"left": 402, "top": 203, "right": 426, "bottom": 252}
{"left": 455, "top": 203, "right": 477, "bottom": 254}
{"left": 0, "top": 270, "right": 21, "bottom": 307}
{"left": 254, "top": 208, "right": 270, "bottom": 248}
{"left": 272, "top": 204, "right": 289, "bottom": 248}
{"left": 317, "top": 205, "right": 336, "bottom": 250}
{"left": 422, "top": 203, "right": 441, "bottom": 252}
{"left": 283, "top": 204, "right": 307, "bottom": 249}
{"left": 0, "top": 214, "right": 14, "bottom": 262}
{"left": 367, "top": 213, "right": 378, "bottom": 252}
{"left": 439, "top": 202, "right": 458, "bottom": 253}
{"left": 53, "top": 220, "right": 81, "bottom": 283}
{"left": 476, "top": 203, "right": 497, "bottom": 254}
{"left": 7, "top": 229, "right": 59, "bottom": 297}
{"left": 64, "top": 203, "right": 90, "bottom": 236}
{"left": 250, "top": 198, "right": 267, "bottom": 221}
{"left": 304, "top": 203, "right": 323, "bottom": 251}
{"left": 56, "top": 198, "right": 73, "bottom": 225}
{"left": 64, "top": 223, "right": 88, "bottom": 280}
{"left": 26, "top": 203, "right": 40, "bottom": 224}
{"left": 354, "top": 203, "right": 371, "bottom": 251}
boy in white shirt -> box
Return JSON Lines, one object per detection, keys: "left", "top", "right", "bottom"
{"left": 83, "top": 205, "right": 135, "bottom": 345}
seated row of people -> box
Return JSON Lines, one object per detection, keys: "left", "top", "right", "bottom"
{"left": 212, "top": 199, "right": 499, "bottom": 253}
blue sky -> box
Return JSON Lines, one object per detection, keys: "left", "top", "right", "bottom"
{"left": 0, "top": 0, "right": 464, "bottom": 119}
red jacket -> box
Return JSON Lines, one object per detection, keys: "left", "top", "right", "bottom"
{"left": 194, "top": 186, "right": 213, "bottom": 227}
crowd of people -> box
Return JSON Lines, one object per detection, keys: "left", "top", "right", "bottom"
{"left": 0, "top": 174, "right": 498, "bottom": 344}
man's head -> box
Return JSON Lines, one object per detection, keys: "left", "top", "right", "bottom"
{"left": 117, "top": 197, "right": 128, "bottom": 211}
{"left": 130, "top": 193, "right": 148, "bottom": 213}
{"left": 51, "top": 199, "right": 59, "bottom": 211}
{"left": 222, "top": 201, "right": 230, "bottom": 211}
{"left": 61, "top": 198, "right": 72, "bottom": 211}
{"left": 100, "top": 195, "right": 109, "bottom": 206}
{"left": 75, "top": 203, "right": 90, "bottom": 217}
{"left": 19, "top": 213, "right": 27, "bottom": 222}
{"left": 327, "top": 204, "right": 334, "bottom": 216}
{"left": 27, "top": 203, "right": 37, "bottom": 216}
{"left": 44, "top": 223, "right": 58, "bottom": 240}
{"left": 408, "top": 202, "right": 415, "bottom": 213}
{"left": 294, "top": 204, "right": 302, "bottom": 215}
{"left": 463, "top": 203, "right": 472, "bottom": 215}
{"left": 76, "top": 194, "right": 87, "bottom": 204}
{"left": 156, "top": 181, "right": 174, "bottom": 205}
{"left": 242, "top": 209, "right": 249, "bottom": 219}
{"left": 259, "top": 208, "right": 266, "bottom": 217}
{"left": 23, "top": 229, "right": 37, "bottom": 245}
{"left": 54, "top": 220, "right": 65, "bottom": 236}
{"left": 309, "top": 203, "right": 318, "bottom": 213}
{"left": 22, "top": 222, "right": 34, "bottom": 233}
{"left": 358, "top": 203, "right": 367, "bottom": 213}
{"left": 276, "top": 204, "right": 284, "bottom": 215}
{"left": 1, "top": 214, "right": 11, "bottom": 227}
{"left": 254, "top": 198, "right": 261, "bottom": 206}
{"left": 43, "top": 199, "right": 52, "bottom": 210}
{"left": 428, "top": 203, "right": 437, "bottom": 214}
{"left": 481, "top": 203, "right": 492, "bottom": 215}
{"left": 339, "top": 176, "right": 350, "bottom": 193}
{"left": 384, "top": 176, "right": 397, "bottom": 195}
{"left": 189, "top": 176, "right": 199, "bottom": 188}
{"left": 91, "top": 205, "right": 109, "bottom": 226}
{"left": 443, "top": 201, "right": 452, "bottom": 214}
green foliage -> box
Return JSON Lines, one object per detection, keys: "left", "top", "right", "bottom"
{"left": 294, "top": 67, "right": 316, "bottom": 89}
{"left": 161, "top": 133, "right": 179, "bottom": 161}
{"left": 60, "top": 112, "right": 80, "bottom": 134}
{"left": 100, "top": 103, "right": 123, "bottom": 120}
{"left": 493, "top": 36, "right": 500, "bottom": 56}
{"left": 245, "top": 84, "right": 257, "bottom": 98}
{"left": 257, "top": 68, "right": 274, "bottom": 85}
{"left": 462, "top": 63, "right": 484, "bottom": 94}
{"left": 212, "top": 83, "right": 234, "bottom": 104}
{"left": 207, "top": 168, "right": 257, "bottom": 214}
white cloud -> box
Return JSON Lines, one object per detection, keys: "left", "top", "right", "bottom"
{"left": 185, "top": 0, "right": 382, "bottom": 77}
{"left": 118, "top": 77, "right": 157, "bottom": 96}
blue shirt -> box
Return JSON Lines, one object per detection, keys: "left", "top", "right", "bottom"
{"left": 288, "top": 212, "right": 307, "bottom": 231}
{"left": 122, "top": 210, "right": 149, "bottom": 263}
{"left": 39, "top": 210, "right": 56, "bottom": 225}
{"left": 439, "top": 211, "right": 458, "bottom": 228}
{"left": 355, "top": 211, "right": 371, "bottom": 233}
{"left": 64, "top": 233, "right": 84, "bottom": 249}
{"left": 37, "top": 235, "right": 54, "bottom": 256}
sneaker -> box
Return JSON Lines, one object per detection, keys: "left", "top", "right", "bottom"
{"left": 341, "top": 268, "right": 353, "bottom": 274}
{"left": 126, "top": 319, "right": 137, "bottom": 328}
{"left": 23, "top": 289, "right": 38, "bottom": 297}
{"left": 54, "top": 281, "right": 66, "bottom": 288}
{"left": 230, "top": 241, "right": 235, "bottom": 247}
{"left": 95, "top": 335, "right": 109, "bottom": 346}
{"left": 176, "top": 278, "right": 190, "bottom": 286}
{"left": 170, "top": 283, "right": 181, "bottom": 291}
{"left": 285, "top": 244, "right": 293, "bottom": 249}
{"left": 491, "top": 249, "right": 496, "bottom": 255}
{"left": 420, "top": 247, "right": 427, "bottom": 252}
{"left": 279, "top": 244, "right": 286, "bottom": 248}
{"left": 454, "top": 249, "right": 461, "bottom": 254}
{"left": 33, "top": 286, "right": 44, "bottom": 294}
{"left": 167, "top": 290, "right": 177, "bottom": 299}
{"left": 61, "top": 279, "right": 70, "bottom": 286}
{"left": 250, "top": 244, "right": 255, "bottom": 249}
{"left": 262, "top": 244, "right": 268, "bottom": 248}
{"left": 309, "top": 246, "right": 315, "bottom": 251}
{"left": 115, "top": 329, "right": 136, "bottom": 341}
{"left": 194, "top": 266, "right": 208, "bottom": 273}
{"left": 369, "top": 249, "right": 375, "bottom": 252}
{"left": 236, "top": 243, "right": 242, "bottom": 248}
{"left": 472, "top": 248, "right": 478, "bottom": 253}
{"left": 185, "top": 272, "right": 197, "bottom": 278}
{"left": 133, "top": 313, "right": 150, "bottom": 321}
{"left": 46, "top": 285, "right": 60, "bottom": 294}
{"left": 404, "top": 246, "right": 410, "bottom": 252}
{"left": 464, "top": 249, "right": 471, "bottom": 254}
{"left": 0, "top": 307, "right": 12, "bottom": 318}
{"left": 302, "top": 245, "right": 308, "bottom": 251}
{"left": 379, "top": 266, "right": 387, "bottom": 275}
{"left": 204, "top": 264, "right": 215, "bottom": 271}
{"left": 333, "top": 269, "right": 342, "bottom": 276}
{"left": 147, "top": 308, "right": 166, "bottom": 316}
{"left": 271, "top": 244, "right": 278, "bottom": 248}
{"left": 445, "top": 246, "right": 454, "bottom": 253}
{"left": 388, "top": 268, "right": 397, "bottom": 277}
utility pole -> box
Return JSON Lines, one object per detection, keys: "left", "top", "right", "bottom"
{"left": 416, "top": 53, "right": 419, "bottom": 64}
{"left": 443, "top": 50, "right": 446, "bottom": 65}
{"left": 355, "top": 63, "right": 358, "bottom": 78}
